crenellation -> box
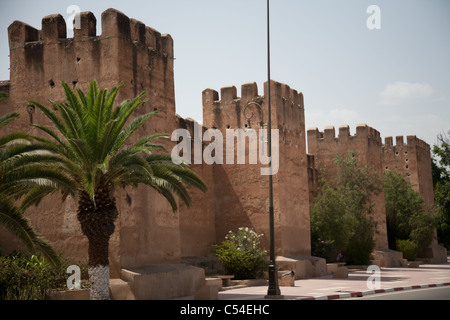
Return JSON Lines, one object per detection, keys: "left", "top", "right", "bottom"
{"left": 385, "top": 136, "right": 393, "bottom": 147}
{"left": 41, "top": 14, "right": 67, "bottom": 42}
{"left": 355, "top": 123, "right": 368, "bottom": 138}
{"left": 220, "top": 85, "right": 238, "bottom": 102}
{"left": 130, "top": 18, "right": 146, "bottom": 45}
{"left": 396, "top": 136, "right": 404, "bottom": 146}
{"left": 307, "top": 127, "right": 323, "bottom": 142}
{"left": 241, "top": 82, "right": 258, "bottom": 99}
{"left": 323, "top": 126, "right": 336, "bottom": 140}
{"left": 383, "top": 135, "right": 430, "bottom": 152}
{"left": 8, "top": 21, "right": 39, "bottom": 48}
{"left": 308, "top": 124, "right": 385, "bottom": 146}
{"left": 338, "top": 125, "right": 350, "bottom": 139}
{"left": 202, "top": 88, "right": 219, "bottom": 106}
{"left": 8, "top": 8, "right": 170, "bottom": 58}
{"left": 145, "top": 27, "right": 162, "bottom": 52}
{"left": 161, "top": 34, "right": 174, "bottom": 58}
{"left": 101, "top": 8, "right": 131, "bottom": 39}
{"left": 73, "top": 12, "right": 97, "bottom": 39}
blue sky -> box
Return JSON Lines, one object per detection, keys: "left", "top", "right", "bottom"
{"left": 1, "top": 0, "right": 449, "bottom": 148}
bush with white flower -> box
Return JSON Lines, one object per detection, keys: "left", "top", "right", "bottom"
{"left": 215, "top": 227, "right": 267, "bottom": 279}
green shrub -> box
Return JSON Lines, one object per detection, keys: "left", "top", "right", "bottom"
{"left": 311, "top": 238, "right": 336, "bottom": 262}
{"left": 0, "top": 253, "right": 79, "bottom": 300}
{"left": 215, "top": 227, "right": 267, "bottom": 279}
{"left": 396, "top": 239, "right": 418, "bottom": 261}
{"left": 384, "top": 170, "right": 435, "bottom": 254}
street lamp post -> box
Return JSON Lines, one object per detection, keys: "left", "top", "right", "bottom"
{"left": 242, "top": 0, "right": 282, "bottom": 299}
{"left": 265, "top": 0, "right": 282, "bottom": 298}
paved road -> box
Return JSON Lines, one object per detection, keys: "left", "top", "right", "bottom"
{"left": 344, "top": 285, "right": 450, "bottom": 300}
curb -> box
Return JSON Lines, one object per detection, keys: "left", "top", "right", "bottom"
{"left": 296, "top": 282, "right": 450, "bottom": 300}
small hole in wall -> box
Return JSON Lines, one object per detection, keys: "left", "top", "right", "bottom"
{"left": 227, "top": 125, "right": 231, "bottom": 129}
{"left": 49, "top": 79, "right": 55, "bottom": 88}
{"left": 72, "top": 80, "right": 78, "bottom": 89}
{"left": 406, "top": 165, "right": 409, "bottom": 169}
{"left": 154, "top": 107, "right": 158, "bottom": 111}
{"left": 76, "top": 57, "right": 81, "bottom": 62}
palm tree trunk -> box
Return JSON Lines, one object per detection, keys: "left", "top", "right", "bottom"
{"left": 77, "top": 189, "right": 118, "bottom": 300}
{"left": 87, "top": 234, "right": 111, "bottom": 300}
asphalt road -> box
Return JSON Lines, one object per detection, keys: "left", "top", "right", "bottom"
{"left": 345, "top": 285, "right": 450, "bottom": 300}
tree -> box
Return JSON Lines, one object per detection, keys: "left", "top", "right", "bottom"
{"left": 0, "top": 111, "right": 70, "bottom": 266}
{"left": 383, "top": 170, "right": 434, "bottom": 259}
{"left": 310, "top": 152, "right": 379, "bottom": 264}
{"left": 27, "top": 81, "right": 207, "bottom": 299}
{"left": 432, "top": 130, "right": 450, "bottom": 249}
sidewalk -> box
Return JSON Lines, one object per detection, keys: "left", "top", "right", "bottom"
{"left": 215, "top": 257, "right": 450, "bottom": 300}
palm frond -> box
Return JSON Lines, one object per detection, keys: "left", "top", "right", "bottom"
{"left": 0, "top": 112, "right": 19, "bottom": 130}
{"left": 0, "top": 196, "right": 60, "bottom": 266}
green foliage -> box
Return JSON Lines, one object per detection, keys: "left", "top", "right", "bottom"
{"left": 27, "top": 80, "right": 207, "bottom": 211}
{"left": 310, "top": 152, "right": 378, "bottom": 264}
{"left": 432, "top": 130, "right": 450, "bottom": 249}
{"left": 311, "top": 238, "right": 336, "bottom": 263}
{"left": 0, "top": 112, "right": 61, "bottom": 265}
{"left": 383, "top": 170, "right": 434, "bottom": 258}
{"left": 215, "top": 227, "right": 267, "bottom": 279}
{"left": 396, "top": 239, "right": 418, "bottom": 261}
{"left": 0, "top": 253, "right": 78, "bottom": 300}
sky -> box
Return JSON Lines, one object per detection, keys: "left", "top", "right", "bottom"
{"left": 0, "top": 0, "right": 449, "bottom": 148}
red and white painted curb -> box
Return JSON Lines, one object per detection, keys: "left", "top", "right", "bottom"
{"left": 297, "top": 282, "right": 450, "bottom": 300}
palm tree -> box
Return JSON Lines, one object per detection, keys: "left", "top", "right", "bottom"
{"left": 0, "top": 111, "right": 70, "bottom": 265}
{"left": 28, "top": 80, "right": 207, "bottom": 300}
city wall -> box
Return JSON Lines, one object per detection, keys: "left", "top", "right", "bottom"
{"left": 0, "top": 8, "right": 443, "bottom": 297}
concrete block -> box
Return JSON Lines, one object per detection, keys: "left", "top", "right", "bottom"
{"left": 195, "top": 284, "right": 218, "bottom": 300}
{"left": 408, "top": 261, "right": 423, "bottom": 268}
{"left": 372, "top": 249, "right": 404, "bottom": 267}
{"left": 109, "top": 278, "right": 135, "bottom": 300}
{"left": 206, "top": 278, "right": 223, "bottom": 291}
{"left": 276, "top": 256, "right": 327, "bottom": 280}
{"left": 278, "top": 270, "right": 295, "bottom": 287}
{"left": 326, "top": 263, "right": 339, "bottom": 275}
{"left": 121, "top": 264, "right": 205, "bottom": 300}
{"left": 369, "top": 260, "right": 381, "bottom": 267}
{"left": 332, "top": 267, "right": 348, "bottom": 279}
{"left": 417, "top": 244, "right": 448, "bottom": 264}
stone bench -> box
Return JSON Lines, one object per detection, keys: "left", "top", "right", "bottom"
{"left": 326, "top": 262, "right": 346, "bottom": 275}
{"left": 332, "top": 266, "right": 349, "bottom": 279}
{"left": 215, "top": 275, "right": 234, "bottom": 287}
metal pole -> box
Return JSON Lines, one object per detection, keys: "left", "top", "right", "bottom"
{"left": 265, "top": 0, "right": 282, "bottom": 298}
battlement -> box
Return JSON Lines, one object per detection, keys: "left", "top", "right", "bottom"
{"left": 307, "top": 124, "right": 382, "bottom": 144}
{"left": 8, "top": 8, "right": 173, "bottom": 57}
{"left": 202, "top": 80, "right": 305, "bottom": 134}
{"left": 384, "top": 135, "right": 430, "bottom": 152}
{"left": 203, "top": 80, "right": 304, "bottom": 107}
